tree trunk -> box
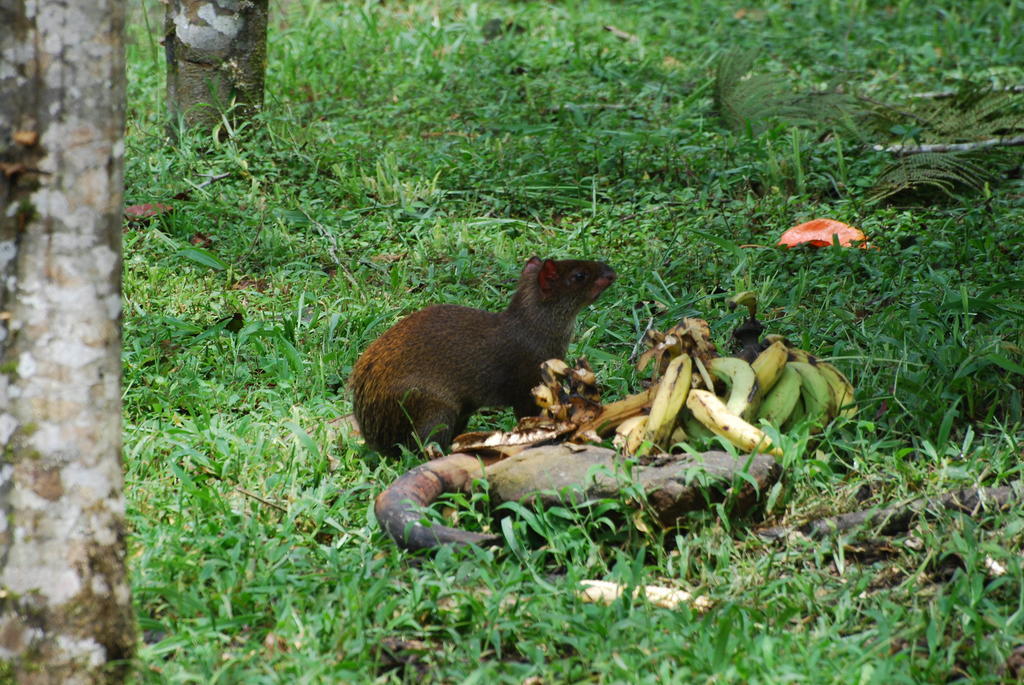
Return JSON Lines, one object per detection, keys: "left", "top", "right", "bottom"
{"left": 165, "top": 0, "right": 270, "bottom": 134}
{"left": 0, "top": 1, "right": 135, "bottom": 683}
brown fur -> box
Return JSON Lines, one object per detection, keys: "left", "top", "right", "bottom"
{"left": 351, "top": 257, "right": 615, "bottom": 457}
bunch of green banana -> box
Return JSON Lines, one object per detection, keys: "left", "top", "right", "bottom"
{"left": 751, "top": 338, "right": 858, "bottom": 430}
{"left": 613, "top": 334, "right": 857, "bottom": 458}
{"left": 617, "top": 347, "right": 781, "bottom": 457}
{"left": 525, "top": 304, "right": 858, "bottom": 460}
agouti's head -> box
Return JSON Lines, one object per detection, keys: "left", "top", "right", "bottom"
{"left": 530, "top": 257, "right": 615, "bottom": 304}
{"left": 511, "top": 257, "right": 616, "bottom": 325}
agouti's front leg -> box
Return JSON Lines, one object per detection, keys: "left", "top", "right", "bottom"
{"left": 513, "top": 395, "right": 539, "bottom": 420}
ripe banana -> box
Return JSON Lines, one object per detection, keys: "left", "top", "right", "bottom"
{"left": 709, "top": 356, "right": 760, "bottom": 420}
{"left": 788, "top": 361, "right": 834, "bottom": 427}
{"left": 817, "top": 361, "right": 857, "bottom": 418}
{"left": 685, "top": 388, "right": 782, "bottom": 457}
{"left": 750, "top": 340, "right": 788, "bottom": 395}
{"left": 681, "top": 408, "right": 716, "bottom": 442}
{"left": 645, "top": 353, "right": 693, "bottom": 449}
{"left": 784, "top": 346, "right": 818, "bottom": 364}
{"left": 571, "top": 362, "right": 598, "bottom": 388}
{"left": 755, "top": 363, "right": 801, "bottom": 426}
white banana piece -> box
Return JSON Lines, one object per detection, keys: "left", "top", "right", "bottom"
{"left": 532, "top": 383, "right": 558, "bottom": 409}
{"left": 613, "top": 414, "right": 649, "bottom": 456}
{"left": 540, "top": 358, "right": 571, "bottom": 385}
{"left": 628, "top": 416, "right": 652, "bottom": 456}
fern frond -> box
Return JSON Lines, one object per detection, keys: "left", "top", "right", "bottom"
{"left": 863, "top": 85, "right": 1024, "bottom": 143}
{"left": 714, "top": 50, "right": 867, "bottom": 134}
{"left": 868, "top": 152, "right": 993, "bottom": 202}
{"left": 797, "top": 91, "right": 871, "bottom": 138}
{"left": 710, "top": 52, "right": 1021, "bottom": 203}
{"left": 921, "top": 88, "right": 1024, "bottom": 141}
{"left": 713, "top": 49, "right": 807, "bottom": 133}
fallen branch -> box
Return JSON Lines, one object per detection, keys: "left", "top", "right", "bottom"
{"left": 543, "top": 103, "right": 631, "bottom": 114}
{"left": 235, "top": 486, "right": 288, "bottom": 514}
{"left": 195, "top": 171, "right": 231, "bottom": 189}
{"left": 603, "top": 25, "right": 638, "bottom": 43}
{"left": 872, "top": 135, "right": 1024, "bottom": 155}
{"left": 910, "top": 84, "right": 1024, "bottom": 99}
{"left": 758, "top": 481, "right": 1024, "bottom": 540}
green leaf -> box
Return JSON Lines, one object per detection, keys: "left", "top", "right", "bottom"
{"left": 285, "top": 421, "right": 321, "bottom": 460}
{"left": 175, "top": 247, "right": 229, "bottom": 271}
{"left": 986, "top": 352, "right": 1024, "bottom": 376}
{"left": 275, "top": 333, "right": 304, "bottom": 374}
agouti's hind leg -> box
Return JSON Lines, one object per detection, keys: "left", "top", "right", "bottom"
{"left": 410, "top": 399, "right": 465, "bottom": 455}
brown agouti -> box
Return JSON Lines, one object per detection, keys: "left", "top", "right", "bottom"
{"left": 351, "top": 257, "right": 616, "bottom": 457}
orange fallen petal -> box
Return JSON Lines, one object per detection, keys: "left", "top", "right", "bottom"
{"left": 778, "top": 218, "right": 868, "bottom": 248}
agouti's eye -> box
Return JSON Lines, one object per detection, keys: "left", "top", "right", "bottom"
{"left": 572, "top": 270, "right": 587, "bottom": 282}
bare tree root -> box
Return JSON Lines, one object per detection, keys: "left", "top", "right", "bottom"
{"left": 759, "top": 481, "right": 1024, "bottom": 540}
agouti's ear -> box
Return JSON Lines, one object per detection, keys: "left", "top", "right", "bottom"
{"left": 522, "top": 256, "right": 543, "bottom": 276}
{"left": 537, "top": 259, "right": 559, "bottom": 300}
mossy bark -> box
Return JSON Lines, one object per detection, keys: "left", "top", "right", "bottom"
{"left": 164, "top": 0, "right": 270, "bottom": 134}
{"left": 0, "top": 1, "right": 135, "bottom": 682}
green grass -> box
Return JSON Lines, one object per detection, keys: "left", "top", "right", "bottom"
{"left": 123, "top": 0, "right": 1024, "bottom": 681}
